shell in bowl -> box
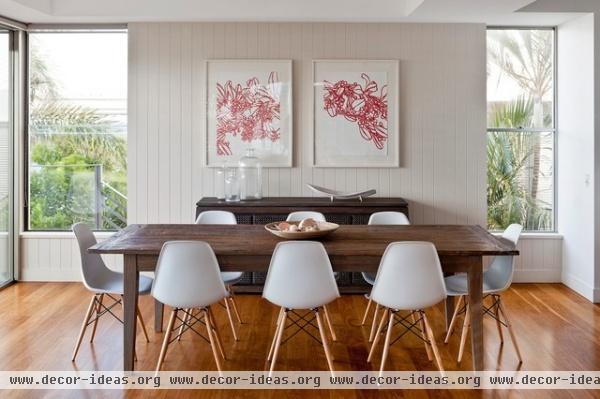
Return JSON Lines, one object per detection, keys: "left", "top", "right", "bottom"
{"left": 265, "top": 220, "right": 339, "bottom": 239}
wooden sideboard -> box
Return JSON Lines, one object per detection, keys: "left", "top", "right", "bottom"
{"left": 195, "top": 196, "right": 409, "bottom": 293}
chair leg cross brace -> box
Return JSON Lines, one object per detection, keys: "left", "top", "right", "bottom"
{"left": 266, "top": 307, "right": 336, "bottom": 376}
{"left": 156, "top": 307, "right": 226, "bottom": 373}
{"left": 72, "top": 293, "right": 149, "bottom": 361}
{"left": 368, "top": 309, "right": 444, "bottom": 376}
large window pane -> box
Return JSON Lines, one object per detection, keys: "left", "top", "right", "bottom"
{"left": 487, "top": 130, "right": 554, "bottom": 231}
{"left": 486, "top": 28, "right": 555, "bottom": 232}
{"left": 28, "top": 31, "right": 127, "bottom": 231}
{"left": 487, "top": 29, "right": 554, "bottom": 129}
{"left": 0, "top": 30, "right": 12, "bottom": 285}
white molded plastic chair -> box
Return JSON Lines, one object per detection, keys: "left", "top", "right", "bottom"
{"left": 361, "top": 211, "right": 411, "bottom": 343}
{"left": 263, "top": 241, "right": 340, "bottom": 374}
{"left": 368, "top": 242, "right": 446, "bottom": 374}
{"left": 152, "top": 241, "right": 228, "bottom": 372}
{"left": 71, "top": 223, "right": 151, "bottom": 361}
{"left": 286, "top": 211, "right": 338, "bottom": 340}
{"left": 286, "top": 211, "right": 326, "bottom": 222}
{"left": 195, "top": 210, "right": 243, "bottom": 341}
{"left": 444, "top": 224, "right": 523, "bottom": 363}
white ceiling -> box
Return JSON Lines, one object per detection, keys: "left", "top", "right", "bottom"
{"left": 0, "top": 0, "right": 585, "bottom": 25}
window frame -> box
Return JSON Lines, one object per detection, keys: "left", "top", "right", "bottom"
{"left": 486, "top": 26, "right": 558, "bottom": 233}
{"left": 24, "top": 26, "right": 128, "bottom": 232}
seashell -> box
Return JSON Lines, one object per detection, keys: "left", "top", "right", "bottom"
{"left": 277, "top": 222, "right": 291, "bottom": 231}
{"left": 298, "top": 218, "right": 318, "bottom": 230}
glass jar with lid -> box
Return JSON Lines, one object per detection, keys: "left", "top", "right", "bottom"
{"left": 238, "top": 148, "right": 262, "bottom": 200}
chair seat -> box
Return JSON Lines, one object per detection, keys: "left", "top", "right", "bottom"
{"left": 89, "top": 272, "right": 153, "bottom": 295}
{"left": 361, "top": 272, "right": 376, "bottom": 286}
{"left": 221, "top": 272, "right": 244, "bottom": 285}
{"left": 444, "top": 272, "right": 503, "bottom": 296}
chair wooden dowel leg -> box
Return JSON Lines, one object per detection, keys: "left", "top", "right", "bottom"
{"left": 417, "top": 311, "right": 433, "bottom": 361}
{"left": 368, "top": 308, "right": 389, "bottom": 363}
{"left": 361, "top": 297, "right": 373, "bottom": 326}
{"left": 267, "top": 308, "right": 285, "bottom": 362}
{"left": 315, "top": 309, "right": 335, "bottom": 375}
{"left": 89, "top": 294, "right": 104, "bottom": 343}
{"left": 207, "top": 307, "right": 226, "bottom": 360}
{"left": 369, "top": 303, "right": 381, "bottom": 342}
{"left": 494, "top": 296, "right": 504, "bottom": 344}
{"left": 223, "top": 297, "right": 239, "bottom": 341}
{"left": 72, "top": 295, "right": 97, "bottom": 361}
{"left": 269, "top": 310, "right": 287, "bottom": 375}
{"left": 444, "top": 295, "right": 463, "bottom": 343}
{"left": 177, "top": 308, "right": 191, "bottom": 342}
{"left": 228, "top": 286, "right": 243, "bottom": 324}
{"left": 203, "top": 309, "right": 223, "bottom": 373}
{"left": 137, "top": 305, "right": 150, "bottom": 343}
{"left": 458, "top": 304, "right": 470, "bottom": 363}
{"left": 379, "top": 310, "right": 395, "bottom": 376}
{"left": 498, "top": 298, "right": 522, "bottom": 363}
{"left": 323, "top": 305, "right": 337, "bottom": 342}
{"left": 156, "top": 309, "right": 178, "bottom": 373}
{"left": 423, "top": 312, "right": 445, "bottom": 373}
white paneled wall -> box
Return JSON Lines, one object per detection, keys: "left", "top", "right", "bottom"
{"left": 128, "top": 22, "right": 488, "bottom": 225}
{"left": 20, "top": 234, "right": 123, "bottom": 281}
{"left": 18, "top": 22, "right": 563, "bottom": 282}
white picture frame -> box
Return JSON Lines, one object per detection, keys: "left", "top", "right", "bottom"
{"left": 312, "top": 60, "right": 399, "bottom": 168}
{"left": 205, "top": 59, "right": 293, "bottom": 167}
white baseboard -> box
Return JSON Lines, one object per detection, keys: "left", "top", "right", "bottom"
{"left": 19, "top": 268, "right": 82, "bottom": 282}
{"left": 513, "top": 269, "right": 561, "bottom": 283}
{"left": 561, "top": 272, "right": 600, "bottom": 302}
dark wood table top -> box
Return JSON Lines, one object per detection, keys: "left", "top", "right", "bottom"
{"left": 90, "top": 224, "right": 518, "bottom": 257}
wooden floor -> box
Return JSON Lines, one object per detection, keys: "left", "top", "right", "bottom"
{"left": 1, "top": 282, "right": 599, "bottom": 399}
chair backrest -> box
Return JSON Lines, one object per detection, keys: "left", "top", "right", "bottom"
{"left": 152, "top": 241, "right": 227, "bottom": 309}
{"left": 371, "top": 242, "right": 446, "bottom": 310}
{"left": 72, "top": 223, "right": 115, "bottom": 292}
{"left": 263, "top": 241, "right": 339, "bottom": 309}
{"left": 368, "top": 211, "right": 410, "bottom": 225}
{"left": 286, "top": 211, "right": 326, "bottom": 222}
{"left": 486, "top": 224, "right": 523, "bottom": 292}
{"left": 195, "top": 210, "right": 237, "bottom": 225}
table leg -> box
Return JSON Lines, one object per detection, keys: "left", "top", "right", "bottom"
{"left": 467, "top": 256, "right": 484, "bottom": 370}
{"left": 155, "top": 300, "right": 164, "bottom": 332}
{"left": 123, "top": 255, "right": 139, "bottom": 371}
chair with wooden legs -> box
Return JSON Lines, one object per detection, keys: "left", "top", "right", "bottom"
{"left": 71, "top": 223, "right": 151, "bottom": 361}
{"left": 444, "top": 224, "right": 523, "bottom": 364}
{"left": 286, "top": 211, "right": 337, "bottom": 342}
{"left": 367, "top": 242, "right": 446, "bottom": 375}
{"left": 152, "top": 241, "right": 229, "bottom": 372}
{"left": 360, "top": 212, "right": 410, "bottom": 343}
{"left": 192, "top": 211, "right": 244, "bottom": 341}
{"left": 263, "top": 241, "right": 340, "bottom": 375}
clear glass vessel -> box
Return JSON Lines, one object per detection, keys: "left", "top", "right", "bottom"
{"left": 238, "top": 148, "right": 262, "bottom": 200}
{"left": 224, "top": 167, "right": 240, "bottom": 202}
{"left": 215, "top": 164, "right": 226, "bottom": 200}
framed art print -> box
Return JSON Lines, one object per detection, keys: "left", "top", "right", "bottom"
{"left": 206, "top": 59, "right": 293, "bottom": 167}
{"left": 312, "top": 60, "right": 399, "bottom": 167}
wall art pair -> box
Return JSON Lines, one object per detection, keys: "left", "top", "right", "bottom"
{"left": 205, "top": 59, "right": 399, "bottom": 167}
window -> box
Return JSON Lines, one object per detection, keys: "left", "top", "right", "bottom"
{"left": 0, "top": 29, "right": 13, "bottom": 286}
{"left": 487, "top": 28, "right": 555, "bottom": 231}
{"left": 28, "top": 30, "right": 127, "bottom": 231}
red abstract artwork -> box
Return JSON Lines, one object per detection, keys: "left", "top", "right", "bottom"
{"left": 215, "top": 72, "right": 281, "bottom": 156}
{"left": 322, "top": 73, "right": 388, "bottom": 150}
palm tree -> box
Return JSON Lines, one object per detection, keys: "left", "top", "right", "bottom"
{"left": 487, "top": 97, "right": 551, "bottom": 230}
{"left": 487, "top": 30, "right": 553, "bottom": 203}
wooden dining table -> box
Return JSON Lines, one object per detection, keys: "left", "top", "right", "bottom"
{"left": 89, "top": 223, "right": 518, "bottom": 372}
